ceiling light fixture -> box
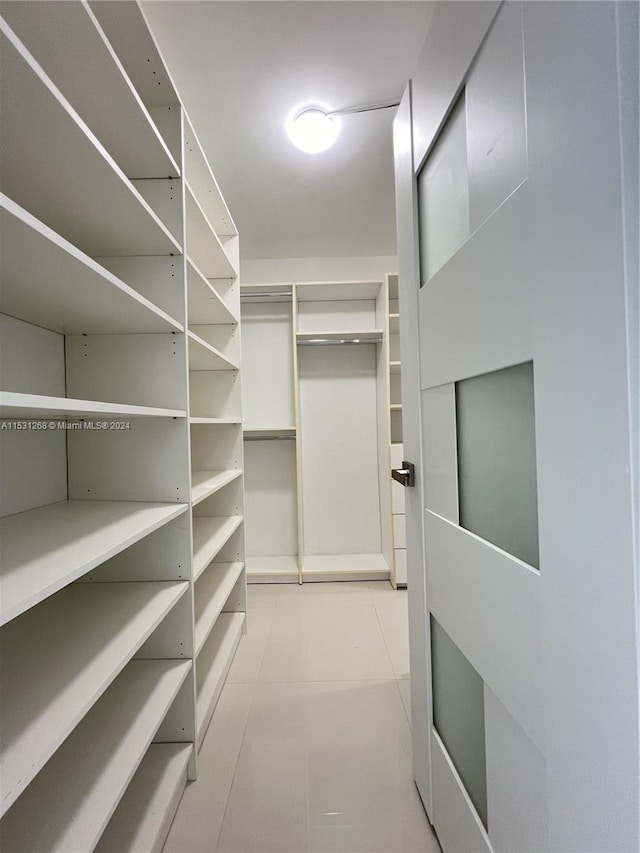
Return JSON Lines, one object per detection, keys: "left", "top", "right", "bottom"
{"left": 286, "top": 109, "right": 340, "bottom": 154}
{"left": 286, "top": 99, "right": 401, "bottom": 154}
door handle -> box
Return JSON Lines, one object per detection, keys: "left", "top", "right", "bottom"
{"left": 392, "top": 461, "right": 415, "bottom": 487}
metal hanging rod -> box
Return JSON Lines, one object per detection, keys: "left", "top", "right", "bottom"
{"left": 297, "top": 336, "right": 383, "bottom": 347}
{"left": 244, "top": 434, "right": 297, "bottom": 441}
{"left": 241, "top": 290, "right": 293, "bottom": 299}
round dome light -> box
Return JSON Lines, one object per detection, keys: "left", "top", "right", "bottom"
{"left": 286, "top": 109, "right": 340, "bottom": 153}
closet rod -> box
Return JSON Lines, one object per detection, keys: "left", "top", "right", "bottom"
{"left": 241, "top": 290, "right": 293, "bottom": 300}
{"left": 243, "top": 435, "right": 296, "bottom": 441}
{"left": 297, "top": 337, "right": 382, "bottom": 346}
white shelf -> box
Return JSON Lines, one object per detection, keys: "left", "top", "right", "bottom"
{"left": 196, "top": 612, "right": 245, "bottom": 747}
{"left": 0, "top": 580, "right": 188, "bottom": 815}
{"left": 0, "top": 658, "right": 192, "bottom": 853}
{"left": 184, "top": 117, "right": 237, "bottom": 238}
{"left": 0, "top": 1, "right": 180, "bottom": 179}
{"left": 296, "top": 281, "right": 382, "bottom": 302}
{"left": 0, "top": 391, "right": 186, "bottom": 420}
{"left": 0, "top": 197, "right": 183, "bottom": 335}
{"left": 0, "top": 22, "right": 182, "bottom": 257}
{"left": 296, "top": 329, "right": 383, "bottom": 345}
{"left": 302, "top": 553, "right": 391, "bottom": 581}
{"left": 390, "top": 361, "right": 402, "bottom": 374}
{"left": 390, "top": 403, "right": 403, "bottom": 411}
{"left": 190, "top": 416, "right": 242, "bottom": 425}
{"left": 188, "top": 331, "right": 238, "bottom": 372}
{"left": 95, "top": 743, "right": 192, "bottom": 853}
{"left": 243, "top": 426, "right": 296, "bottom": 439}
{"left": 246, "top": 555, "right": 300, "bottom": 583}
{"left": 187, "top": 259, "right": 238, "bottom": 326}
{"left": 185, "top": 185, "right": 237, "bottom": 279}
{"left": 89, "top": 1, "right": 180, "bottom": 109}
{"left": 191, "top": 469, "right": 242, "bottom": 507}
{"left": 0, "top": 500, "right": 188, "bottom": 625}
{"left": 192, "top": 515, "right": 244, "bottom": 580}
{"left": 194, "top": 561, "right": 245, "bottom": 654}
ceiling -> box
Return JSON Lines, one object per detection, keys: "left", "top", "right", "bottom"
{"left": 142, "top": 1, "right": 435, "bottom": 261}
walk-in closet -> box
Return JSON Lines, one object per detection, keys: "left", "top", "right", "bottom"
{"left": 240, "top": 278, "right": 407, "bottom": 587}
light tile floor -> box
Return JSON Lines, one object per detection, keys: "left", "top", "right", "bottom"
{"left": 164, "top": 581, "right": 439, "bottom": 853}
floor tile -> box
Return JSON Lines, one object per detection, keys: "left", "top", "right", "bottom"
{"left": 216, "top": 681, "right": 438, "bottom": 853}
{"left": 247, "top": 584, "right": 281, "bottom": 610}
{"left": 397, "top": 677, "right": 412, "bottom": 728}
{"left": 375, "top": 600, "right": 411, "bottom": 680}
{"left": 368, "top": 580, "right": 409, "bottom": 605}
{"left": 227, "top": 608, "right": 275, "bottom": 684}
{"left": 163, "top": 684, "right": 254, "bottom": 853}
{"left": 260, "top": 598, "right": 394, "bottom": 682}
{"left": 301, "top": 581, "right": 374, "bottom": 598}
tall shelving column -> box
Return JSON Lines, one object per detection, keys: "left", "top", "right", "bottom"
{"left": 240, "top": 284, "right": 300, "bottom": 584}
{"left": 0, "top": 4, "right": 195, "bottom": 851}
{"left": 0, "top": 2, "right": 246, "bottom": 849}
{"left": 387, "top": 273, "right": 407, "bottom": 587}
{"left": 182, "top": 114, "right": 247, "bottom": 750}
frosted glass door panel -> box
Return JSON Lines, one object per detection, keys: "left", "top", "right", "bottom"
{"left": 431, "top": 615, "right": 487, "bottom": 828}
{"left": 418, "top": 93, "right": 470, "bottom": 283}
{"left": 456, "top": 361, "right": 539, "bottom": 568}
{"left": 299, "top": 344, "right": 381, "bottom": 555}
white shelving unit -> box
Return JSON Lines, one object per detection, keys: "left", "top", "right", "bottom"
{"left": 240, "top": 285, "right": 301, "bottom": 582}
{"left": 387, "top": 274, "right": 407, "bottom": 587}
{"left": 240, "top": 280, "right": 395, "bottom": 584}
{"left": 0, "top": 3, "right": 245, "bottom": 849}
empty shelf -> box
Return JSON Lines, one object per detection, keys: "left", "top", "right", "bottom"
{"left": 192, "top": 516, "right": 244, "bottom": 580}
{"left": 246, "top": 555, "right": 300, "bottom": 583}
{"left": 89, "top": 1, "right": 179, "bottom": 109}
{"left": 0, "top": 659, "right": 191, "bottom": 853}
{"left": 390, "top": 403, "right": 403, "bottom": 411}
{"left": 185, "top": 186, "right": 236, "bottom": 280}
{"left": 184, "top": 117, "right": 237, "bottom": 238}
{"left": 191, "top": 470, "right": 242, "bottom": 506}
{"left": 302, "top": 553, "right": 391, "bottom": 581}
{"left": 0, "top": 500, "right": 188, "bottom": 625}
{"left": 243, "top": 426, "right": 296, "bottom": 440}
{"left": 0, "top": 1, "right": 179, "bottom": 179}
{"left": 0, "top": 23, "right": 181, "bottom": 257}
{"left": 189, "top": 417, "right": 242, "bottom": 425}
{"left": 390, "top": 361, "right": 402, "bottom": 374}
{"left": 0, "top": 392, "right": 186, "bottom": 420}
{"left": 196, "top": 612, "right": 245, "bottom": 748}
{"left": 187, "top": 259, "right": 237, "bottom": 325}
{"left": 194, "top": 561, "right": 245, "bottom": 655}
{"left": 188, "top": 331, "right": 238, "bottom": 372}
{"left": 0, "top": 580, "right": 188, "bottom": 815}
{"left": 94, "top": 743, "right": 192, "bottom": 853}
{"left": 0, "top": 197, "right": 182, "bottom": 335}
{"left": 297, "top": 330, "right": 383, "bottom": 345}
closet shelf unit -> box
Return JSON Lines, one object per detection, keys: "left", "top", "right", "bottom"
{"left": 387, "top": 273, "right": 407, "bottom": 587}
{"left": 0, "top": 2, "right": 246, "bottom": 849}
{"left": 240, "top": 279, "right": 396, "bottom": 584}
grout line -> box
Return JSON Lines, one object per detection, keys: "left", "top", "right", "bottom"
{"left": 394, "top": 678, "right": 412, "bottom": 730}
{"left": 211, "top": 680, "right": 258, "bottom": 852}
